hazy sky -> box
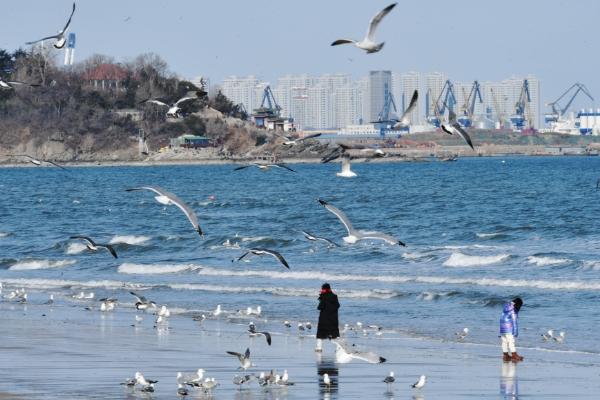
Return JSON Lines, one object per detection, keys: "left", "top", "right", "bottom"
{"left": 1, "top": 0, "right": 599, "bottom": 108}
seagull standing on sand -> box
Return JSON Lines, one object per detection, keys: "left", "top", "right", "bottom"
{"left": 383, "top": 371, "right": 395, "bottom": 391}
{"left": 226, "top": 348, "right": 253, "bottom": 370}
{"left": 411, "top": 375, "right": 427, "bottom": 389}
{"left": 126, "top": 186, "right": 203, "bottom": 237}
{"left": 232, "top": 374, "right": 254, "bottom": 390}
{"left": 541, "top": 329, "right": 554, "bottom": 341}
{"left": 331, "top": 3, "right": 397, "bottom": 54}
{"left": 318, "top": 199, "right": 405, "bottom": 246}
{"left": 135, "top": 372, "right": 158, "bottom": 392}
{"left": 26, "top": 2, "right": 76, "bottom": 49}
{"left": 323, "top": 373, "right": 332, "bottom": 391}
{"left": 236, "top": 248, "right": 290, "bottom": 269}
{"left": 69, "top": 236, "right": 118, "bottom": 258}
{"left": 99, "top": 298, "right": 117, "bottom": 312}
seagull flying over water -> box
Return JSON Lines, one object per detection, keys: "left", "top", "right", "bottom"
{"left": 236, "top": 248, "right": 290, "bottom": 269}
{"left": 26, "top": 2, "right": 76, "bottom": 49}
{"left": 8, "top": 154, "right": 67, "bottom": 169}
{"left": 277, "top": 132, "right": 322, "bottom": 146}
{"left": 301, "top": 230, "right": 338, "bottom": 247}
{"left": 331, "top": 3, "right": 397, "bottom": 54}
{"left": 69, "top": 236, "right": 118, "bottom": 258}
{"left": 126, "top": 186, "right": 203, "bottom": 237}
{"left": 318, "top": 199, "right": 405, "bottom": 246}
{"left": 233, "top": 162, "right": 296, "bottom": 172}
{"left": 437, "top": 108, "right": 475, "bottom": 150}
{"left": 226, "top": 347, "right": 253, "bottom": 370}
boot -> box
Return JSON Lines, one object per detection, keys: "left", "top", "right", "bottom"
{"left": 503, "top": 352, "right": 511, "bottom": 362}
{"left": 511, "top": 352, "right": 524, "bottom": 362}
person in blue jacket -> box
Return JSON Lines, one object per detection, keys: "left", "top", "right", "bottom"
{"left": 500, "top": 297, "right": 524, "bottom": 362}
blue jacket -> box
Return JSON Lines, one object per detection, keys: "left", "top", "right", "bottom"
{"left": 499, "top": 302, "right": 518, "bottom": 336}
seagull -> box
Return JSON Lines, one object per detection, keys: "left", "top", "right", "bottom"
{"left": 298, "top": 322, "right": 306, "bottom": 333}
{"left": 331, "top": 3, "right": 397, "bottom": 54}
{"left": 157, "top": 305, "right": 171, "bottom": 318}
{"left": 372, "top": 90, "right": 419, "bottom": 130}
{"left": 140, "top": 94, "right": 199, "bottom": 118}
{"left": 383, "top": 371, "right": 395, "bottom": 390}
{"left": 226, "top": 348, "right": 253, "bottom": 370}
{"left": 233, "top": 162, "right": 296, "bottom": 172}
{"left": 455, "top": 327, "right": 469, "bottom": 340}
{"left": 301, "top": 230, "right": 338, "bottom": 247}
{"left": 284, "top": 320, "right": 291, "bottom": 328}
{"left": 200, "top": 378, "right": 218, "bottom": 393}
{"left": 248, "top": 322, "right": 272, "bottom": 346}
{"left": 0, "top": 79, "right": 40, "bottom": 90}
{"left": 439, "top": 108, "right": 475, "bottom": 150}
{"left": 183, "top": 369, "right": 205, "bottom": 386}
{"left": 135, "top": 371, "right": 158, "bottom": 388}
{"left": 553, "top": 331, "right": 566, "bottom": 343}
{"left": 69, "top": 236, "right": 118, "bottom": 258}
{"left": 318, "top": 199, "right": 405, "bottom": 246}
{"left": 541, "top": 329, "right": 554, "bottom": 341}
{"left": 212, "top": 304, "right": 222, "bottom": 317}
{"left": 120, "top": 377, "right": 136, "bottom": 387}
{"left": 412, "top": 375, "right": 426, "bottom": 389}
{"left": 236, "top": 248, "right": 290, "bottom": 269}
{"left": 7, "top": 154, "right": 66, "bottom": 169}
{"left": 333, "top": 340, "right": 386, "bottom": 364}
{"left": 323, "top": 373, "right": 332, "bottom": 391}
{"left": 305, "top": 321, "right": 312, "bottom": 331}
{"left": 44, "top": 294, "right": 54, "bottom": 305}
{"left": 99, "top": 297, "right": 117, "bottom": 312}
{"left": 277, "top": 132, "right": 322, "bottom": 146}
{"left": 232, "top": 374, "right": 254, "bottom": 390}
{"left": 280, "top": 370, "right": 294, "bottom": 386}
{"left": 26, "top": 2, "right": 76, "bottom": 49}
{"left": 130, "top": 291, "right": 156, "bottom": 311}
{"left": 126, "top": 186, "right": 203, "bottom": 237}
{"left": 246, "top": 306, "right": 262, "bottom": 316}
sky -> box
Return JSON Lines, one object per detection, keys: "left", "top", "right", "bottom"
{"left": 1, "top": 0, "right": 599, "bottom": 110}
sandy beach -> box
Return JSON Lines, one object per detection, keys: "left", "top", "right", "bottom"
{"left": 0, "top": 297, "right": 597, "bottom": 400}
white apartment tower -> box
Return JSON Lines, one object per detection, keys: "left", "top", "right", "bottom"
{"left": 221, "top": 75, "right": 267, "bottom": 116}
{"left": 393, "top": 71, "right": 421, "bottom": 124}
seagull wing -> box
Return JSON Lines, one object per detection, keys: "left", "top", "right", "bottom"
{"left": 331, "top": 39, "right": 356, "bottom": 46}
{"left": 126, "top": 186, "right": 203, "bottom": 237}
{"left": 98, "top": 244, "right": 118, "bottom": 259}
{"left": 130, "top": 291, "right": 148, "bottom": 303}
{"left": 237, "top": 251, "right": 250, "bottom": 262}
{"left": 358, "top": 231, "right": 405, "bottom": 246}
{"left": 271, "top": 163, "right": 296, "bottom": 172}
{"left": 70, "top": 235, "right": 96, "bottom": 246}
{"left": 450, "top": 122, "right": 475, "bottom": 150}
{"left": 260, "top": 331, "right": 272, "bottom": 346}
{"left": 174, "top": 96, "right": 198, "bottom": 106}
{"left": 227, "top": 350, "right": 243, "bottom": 359}
{"left": 143, "top": 99, "right": 169, "bottom": 107}
{"left": 44, "top": 160, "right": 67, "bottom": 170}
{"left": 299, "top": 132, "right": 322, "bottom": 141}
{"left": 301, "top": 230, "right": 317, "bottom": 241}
{"left": 366, "top": 3, "right": 397, "bottom": 41}
{"left": 26, "top": 34, "right": 62, "bottom": 45}
{"left": 233, "top": 165, "right": 252, "bottom": 171}
{"left": 395, "top": 90, "right": 418, "bottom": 128}
{"left": 251, "top": 248, "right": 290, "bottom": 269}
{"left": 321, "top": 147, "right": 344, "bottom": 163}
{"left": 318, "top": 199, "right": 356, "bottom": 236}
{"left": 350, "top": 349, "right": 386, "bottom": 364}
{"left": 61, "top": 2, "right": 76, "bottom": 33}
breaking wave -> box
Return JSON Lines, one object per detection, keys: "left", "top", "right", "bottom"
{"left": 443, "top": 252, "right": 510, "bottom": 267}
{"left": 66, "top": 243, "right": 88, "bottom": 255}
{"left": 109, "top": 235, "right": 151, "bottom": 245}
{"left": 9, "top": 259, "right": 76, "bottom": 271}
{"left": 527, "top": 256, "right": 571, "bottom": 267}
{"left": 118, "top": 263, "right": 200, "bottom": 275}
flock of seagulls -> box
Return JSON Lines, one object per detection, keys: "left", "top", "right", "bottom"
{"left": 541, "top": 329, "right": 566, "bottom": 343}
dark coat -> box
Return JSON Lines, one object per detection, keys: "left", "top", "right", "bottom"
{"left": 316, "top": 291, "right": 340, "bottom": 339}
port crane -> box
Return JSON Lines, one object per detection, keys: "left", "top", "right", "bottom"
{"left": 510, "top": 79, "right": 531, "bottom": 131}
{"left": 427, "top": 80, "right": 456, "bottom": 127}
{"left": 252, "top": 86, "right": 282, "bottom": 128}
{"left": 544, "top": 83, "right": 594, "bottom": 123}
{"left": 489, "top": 88, "right": 506, "bottom": 129}
{"left": 457, "top": 81, "right": 483, "bottom": 128}
{"left": 372, "top": 82, "right": 398, "bottom": 137}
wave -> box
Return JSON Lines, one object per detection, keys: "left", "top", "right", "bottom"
{"left": 443, "top": 252, "right": 510, "bottom": 267}
{"left": 417, "top": 291, "right": 458, "bottom": 301}
{"left": 476, "top": 232, "right": 507, "bottom": 239}
{"left": 109, "top": 235, "right": 151, "bottom": 245}
{"left": 118, "top": 263, "right": 200, "bottom": 275}
{"left": 581, "top": 260, "right": 600, "bottom": 270}
{"left": 9, "top": 259, "right": 76, "bottom": 271}
{"left": 0, "top": 278, "right": 146, "bottom": 290}
{"left": 527, "top": 255, "right": 571, "bottom": 267}
{"left": 66, "top": 243, "right": 88, "bottom": 255}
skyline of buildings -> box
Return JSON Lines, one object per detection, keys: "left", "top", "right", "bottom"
{"left": 218, "top": 71, "right": 544, "bottom": 131}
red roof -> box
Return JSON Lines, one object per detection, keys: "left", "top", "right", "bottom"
{"left": 84, "top": 64, "right": 128, "bottom": 81}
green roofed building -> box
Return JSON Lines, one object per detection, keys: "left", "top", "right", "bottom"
{"left": 170, "top": 134, "right": 211, "bottom": 149}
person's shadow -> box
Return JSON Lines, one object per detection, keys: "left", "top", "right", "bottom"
{"left": 500, "top": 361, "right": 519, "bottom": 399}
{"left": 317, "top": 355, "right": 339, "bottom": 399}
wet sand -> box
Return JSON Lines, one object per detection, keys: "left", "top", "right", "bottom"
{"left": 0, "top": 299, "right": 597, "bottom": 399}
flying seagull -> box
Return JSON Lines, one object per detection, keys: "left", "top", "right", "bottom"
{"left": 411, "top": 375, "right": 427, "bottom": 389}
{"left": 69, "top": 236, "right": 118, "bottom": 258}
{"left": 333, "top": 340, "right": 386, "bottom": 364}
{"left": 318, "top": 199, "right": 405, "bottom": 246}
{"left": 0, "top": 79, "right": 40, "bottom": 90}
{"left": 126, "top": 186, "right": 203, "bottom": 237}
{"left": 301, "top": 230, "right": 338, "bottom": 247}
{"left": 236, "top": 248, "right": 290, "bottom": 269}
{"left": 233, "top": 162, "right": 295, "bottom": 172}
{"left": 7, "top": 154, "right": 67, "bottom": 169}
{"left": 226, "top": 347, "right": 253, "bottom": 370}
{"left": 130, "top": 292, "right": 156, "bottom": 311}
{"left": 331, "top": 3, "right": 397, "bottom": 54}
{"left": 26, "top": 2, "right": 76, "bottom": 49}
{"left": 140, "top": 94, "right": 199, "bottom": 118}
{"left": 372, "top": 90, "right": 419, "bottom": 130}
{"left": 437, "top": 107, "right": 475, "bottom": 150}
{"left": 248, "top": 322, "right": 272, "bottom": 346}
{"left": 277, "top": 132, "right": 322, "bottom": 146}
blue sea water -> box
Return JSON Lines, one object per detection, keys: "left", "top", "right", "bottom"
{"left": 1, "top": 156, "right": 600, "bottom": 354}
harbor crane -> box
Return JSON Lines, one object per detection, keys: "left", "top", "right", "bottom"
{"left": 490, "top": 88, "right": 506, "bottom": 129}
{"left": 373, "top": 83, "right": 398, "bottom": 136}
{"left": 544, "top": 83, "right": 594, "bottom": 123}
{"left": 252, "top": 85, "right": 282, "bottom": 128}
{"left": 427, "top": 80, "right": 456, "bottom": 128}
{"left": 457, "top": 81, "right": 483, "bottom": 128}
{"left": 510, "top": 79, "right": 531, "bottom": 131}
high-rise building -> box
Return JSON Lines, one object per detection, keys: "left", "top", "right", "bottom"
{"left": 221, "top": 75, "right": 266, "bottom": 116}
{"left": 368, "top": 71, "right": 392, "bottom": 122}
{"left": 274, "top": 74, "right": 315, "bottom": 119}
{"left": 306, "top": 84, "right": 332, "bottom": 129}
{"left": 481, "top": 76, "right": 540, "bottom": 129}
{"left": 291, "top": 87, "right": 308, "bottom": 131}
{"left": 333, "top": 84, "right": 362, "bottom": 128}
{"left": 393, "top": 71, "right": 421, "bottom": 124}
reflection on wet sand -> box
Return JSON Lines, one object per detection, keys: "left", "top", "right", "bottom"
{"left": 500, "top": 361, "right": 519, "bottom": 399}
{"left": 317, "top": 355, "right": 339, "bottom": 399}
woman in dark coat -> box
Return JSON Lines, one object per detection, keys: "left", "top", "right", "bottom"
{"left": 316, "top": 283, "right": 340, "bottom": 352}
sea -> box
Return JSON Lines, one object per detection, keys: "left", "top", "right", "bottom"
{"left": 1, "top": 156, "right": 600, "bottom": 355}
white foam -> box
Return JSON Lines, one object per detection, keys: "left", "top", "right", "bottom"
{"left": 0, "top": 232, "right": 9, "bottom": 238}
{"left": 118, "top": 263, "right": 199, "bottom": 275}
{"left": 66, "top": 243, "right": 88, "bottom": 255}
{"left": 443, "top": 253, "right": 510, "bottom": 267}
{"left": 241, "top": 236, "right": 269, "bottom": 242}
{"left": 582, "top": 260, "right": 600, "bottom": 270}
{"left": 9, "top": 259, "right": 76, "bottom": 271}
{"left": 109, "top": 235, "right": 151, "bottom": 245}
{"left": 402, "top": 252, "right": 425, "bottom": 260}
{"left": 476, "top": 232, "right": 502, "bottom": 238}
{"left": 0, "top": 278, "right": 145, "bottom": 290}
{"left": 527, "top": 256, "right": 570, "bottom": 267}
